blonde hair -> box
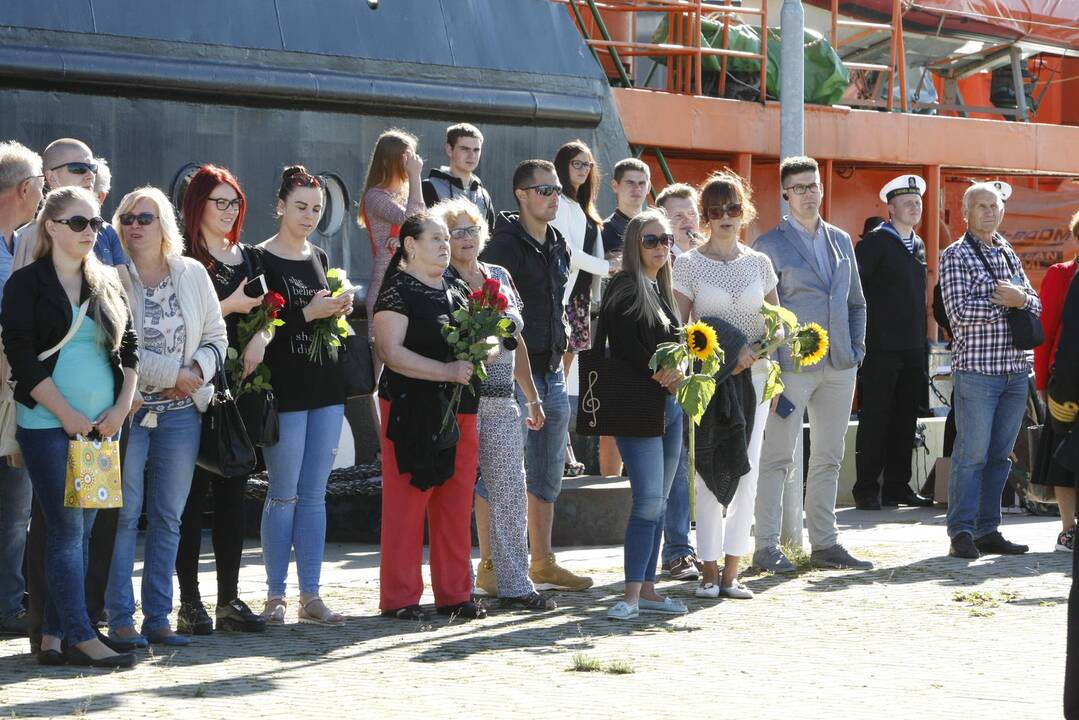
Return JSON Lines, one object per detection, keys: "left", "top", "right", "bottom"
{"left": 431, "top": 197, "right": 489, "bottom": 251}
{"left": 33, "top": 187, "right": 129, "bottom": 351}
{"left": 358, "top": 129, "right": 417, "bottom": 228}
{"left": 112, "top": 186, "right": 184, "bottom": 259}
{"left": 603, "top": 209, "right": 679, "bottom": 330}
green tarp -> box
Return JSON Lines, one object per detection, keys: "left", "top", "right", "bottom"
{"left": 652, "top": 18, "right": 850, "bottom": 105}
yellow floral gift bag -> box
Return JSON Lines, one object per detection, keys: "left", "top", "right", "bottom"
{"left": 64, "top": 436, "right": 122, "bottom": 509}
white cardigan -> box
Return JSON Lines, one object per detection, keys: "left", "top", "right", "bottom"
{"left": 552, "top": 196, "right": 609, "bottom": 305}
{"left": 125, "top": 255, "right": 228, "bottom": 411}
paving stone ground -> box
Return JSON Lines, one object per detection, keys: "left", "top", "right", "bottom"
{"left": 0, "top": 506, "right": 1070, "bottom": 719}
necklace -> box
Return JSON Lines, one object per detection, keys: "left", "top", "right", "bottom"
{"left": 700, "top": 242, "right": 743, "bottom": 263}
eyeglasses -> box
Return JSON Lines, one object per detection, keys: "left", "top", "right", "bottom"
{"left": 49, "top": 162, "right": 98, "bottom": 176}
{"left": 449, "top": 225, "right": 482, "bottom": 239}
{"left": 21, "top": 174, "right": 44, "bottom": 183}
{"left": 783, "top": 182, "right": 821, "bottom": 196}
{"left": 119, "top": 212, "right": 158, "bottom": 226}
{"left": 207, "top": 197, "right": 243, "bottom": 211}
{"left": 641, "top": 233, "right": 674, "bottom": 249}
{"left": 706, "top": 203, "right": 744, "bottom": 220}
{"left": 570, "top": 160, "right": 594, "bottom": 171}
{"left": 54, "top": 216, "right": 104, "bottom": 233}
{"left": 521, "top": 184, "right": 562, "bottom": 197}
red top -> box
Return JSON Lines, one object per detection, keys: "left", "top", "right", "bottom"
{"left": 1034, "top": 259, "right": 1078, "bottom": 391}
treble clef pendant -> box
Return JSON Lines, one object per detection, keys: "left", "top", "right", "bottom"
{"left": 581, "top": 370, "right": 601, "bottom": 428}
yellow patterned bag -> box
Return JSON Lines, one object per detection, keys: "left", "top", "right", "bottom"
{"left": 64, "top": 436, "right": 122, "bottom": 509}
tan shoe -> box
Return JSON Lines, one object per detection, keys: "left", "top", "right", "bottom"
{"left": 475, "top": 558, "right": 497, "bottom": 596}
{"left": 529, "top": 554, "right": 593, "bottom": 591}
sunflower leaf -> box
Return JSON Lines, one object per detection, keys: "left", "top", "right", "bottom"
{"left": 677, "top": 376, "right": 717, "bottom": 425}
{"left": 761, "top": 359, "right": 784, "bottom": 402}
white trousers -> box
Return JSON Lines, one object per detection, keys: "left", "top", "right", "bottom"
{"left": 695, "top": 364, "right": 769, "bottom": 562}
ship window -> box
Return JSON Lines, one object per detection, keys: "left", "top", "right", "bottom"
{"left": 316, "top": 173, "right": 350, "bottom": 237}
{"left": 169, "top": 162, "right": 202, "bottom": 212}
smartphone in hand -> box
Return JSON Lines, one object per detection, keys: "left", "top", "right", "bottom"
{"left": 775, "top": 393, "right": 796, "bottom": 418}
{"left": 244, "top": 274, "right": 268, "bottom": 298}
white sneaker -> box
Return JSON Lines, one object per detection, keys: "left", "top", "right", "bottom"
{"left": 720, "top": 582, "right": 754, "bottom": 599}
{"left": 694, "top": 583, "right": 720, "bottom": 599}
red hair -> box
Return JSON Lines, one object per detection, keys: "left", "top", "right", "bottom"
{"left": 182, "top": 164, "right": 247, "bottom": 268}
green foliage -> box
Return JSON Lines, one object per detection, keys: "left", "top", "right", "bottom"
{"left": 761, "top": 359, "right": 784, "bottom": 402}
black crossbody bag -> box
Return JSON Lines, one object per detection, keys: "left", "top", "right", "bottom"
{"left": 233, "top": 246, "right": 280, "bottom": 446}
{"left": 966, "top": 236, "right": 1043, "bottom": 351}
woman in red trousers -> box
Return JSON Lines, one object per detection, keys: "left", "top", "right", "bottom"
{"left": 371, "top": 210, "right": 484, "bottom": 621}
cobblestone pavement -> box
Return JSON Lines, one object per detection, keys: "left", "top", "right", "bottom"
{"left": 0, "top": 507, "right": 1069, "bottom": 719}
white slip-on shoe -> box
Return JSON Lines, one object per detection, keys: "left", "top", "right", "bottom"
{"left": 607, "top": 601, "right": 639, "bottom": 620}
{"left": 638, "top": 596, "right": 688, "bottom": 614}
{"left": 694, "top": 583, "right": 720, "bottom": 599}
{"left": 719, "top": 582, "right": 754, "bottom": 599}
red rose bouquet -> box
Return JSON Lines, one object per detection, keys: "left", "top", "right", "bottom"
{"left": 227, "top": 290, "right": 286, "bottom": 397}
{"left": 439, "top": 277, "right": 515, "bottom": 433}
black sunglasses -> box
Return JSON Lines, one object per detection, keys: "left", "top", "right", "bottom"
{"left": 706, "top": 203, "right": 744, "bottom": 220}
{"left": 207, "top": 197, "right": 243, "bottom": 211}
{"left": 521, "top": 184, "right": 562, "bottom": 197}
{"left": 54, "top": 216, "right": 104, "bottom": 233}
{"left": 641, "top": 233, "right": 674, "bottom": 249}
{"left": 49, "top": 161, "right": 98, "bottom": 176}
{"left": 119, "top": 212, "right": 158, "bottom": 226}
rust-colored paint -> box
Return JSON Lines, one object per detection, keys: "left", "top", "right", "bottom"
{"left": 614, "top": 88, "right": 1079, "bottom": 174}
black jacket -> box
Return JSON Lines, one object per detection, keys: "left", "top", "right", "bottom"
{"left": 855, "top": 223, "right": 927, "bottom": 353}
{"left": 421, "top": 167, "right": 496, "bottom": 230}
{"left": 480, "top": 212, "right": 570, "bottom": 373}
{"left": 1, "top": 257, "right": 138, "bottom": 408}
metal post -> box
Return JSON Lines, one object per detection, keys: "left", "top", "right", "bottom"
{"left": 1010, "top": 46, "right": 1029, "bottom": 122}
{"left": 780, "top": 0, "right": 805, "bottom": 215}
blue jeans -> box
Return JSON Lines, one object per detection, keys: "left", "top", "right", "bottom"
{"left": 515, "top": 370, "right": 570, "bottom": 503}
{"left": 616, "top": 395, "right": 683, "bottom": 583}
{"left": 16, "top": 427, "right": 97, "bottom": 644}
{"left": 661, "top": 440, "right": 694, "bottom": 564}
{"left": 261, "top": 405, "right": 343, "bottom": 597}
{"left": 0, "top": 456, "right": 31, "bottom": 619}
{"left": 948, "top": 370, "right": 1029, "bottom": 539}
{"left": 107, "top": 406, "right": 201, "bottom": 633}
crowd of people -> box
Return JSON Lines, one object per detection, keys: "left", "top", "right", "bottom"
{"left": 0, "top": 122, "right": 1075, "bottom": 670}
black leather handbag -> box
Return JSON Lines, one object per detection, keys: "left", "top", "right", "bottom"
{"left": 197, "top": 345, "right": 258, "bottom": 477}
{"left": 340, "top": 331, "right": 376, "bottom": 398}
{"left": 235, "top": 389, "right": 280, "bottom": 447}
{"left": 967, "top": 237, "right": 1044, "bottom": 350}
{"left": 575, "top": 313, "right": 666, "bottom": 438}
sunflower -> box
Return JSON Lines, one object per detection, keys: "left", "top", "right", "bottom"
{"left": 685, "top": 321, "right": 719, "bottom": 362}
{"left": 795, "top": 322, "right": 829, "bottom": 367}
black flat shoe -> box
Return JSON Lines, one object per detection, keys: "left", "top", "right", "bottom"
{"left": 96, "top": 630, "right": 138, "bottom": 653}
{"left": 381, "top": 605, "right": 429, "bottom": 621}
{"left": 855, "top": 498, "right": 882, "bottom": 510}
{"left": 37, "top": 648, "right": 66, "bottom": 666}
{"left": 974, "top": 531, "right": 1029, "bottom": 555}
{"left": 499, "top": 592, "right": 557, "bottom": 612}
{"left": 882, "top": 491, "right": 934, "bottom": 507}
{"left": 949, "top": 532, "right": 980, "bottom": 560}
{"left": 64, "top": 646, "right": 136, "bottom": 668}
{"left": 436, "top": 601, "right": 487, "bottom": 620}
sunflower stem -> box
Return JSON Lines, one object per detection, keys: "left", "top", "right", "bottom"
{"left": 688, "top": 419, "right": 696, "bottom": 522}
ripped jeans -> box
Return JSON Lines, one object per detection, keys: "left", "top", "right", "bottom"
{"left": 261, "top": 405, "right": 344, "bottom": 598}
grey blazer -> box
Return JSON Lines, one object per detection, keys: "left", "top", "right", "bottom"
{"left": 753, "top": 219, "right": 866, "bottom": 372}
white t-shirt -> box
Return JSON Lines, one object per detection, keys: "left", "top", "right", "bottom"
{"left": 672, "top": 246, "right": 778, "bottom": 345}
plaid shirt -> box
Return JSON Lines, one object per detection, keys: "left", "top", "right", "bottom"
{"left": 939, "top": 231, "right": 1041, "bottom": 375}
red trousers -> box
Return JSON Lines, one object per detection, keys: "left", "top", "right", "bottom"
{"left": 379, "top": 399, "right": 478, "bottom": 610}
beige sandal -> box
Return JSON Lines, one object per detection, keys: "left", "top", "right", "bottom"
{"left": 298, "top": 596, "right": 345, "bottom": 626}
{"left": 261, "top": 597, "right": 287, "bottom": 625}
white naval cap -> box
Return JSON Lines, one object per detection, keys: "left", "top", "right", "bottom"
{"left": 880, "top": 174, "right": 926, "bottom": 203}
{"left": 987, "top": 180, "right": 1013, "bottom": 202}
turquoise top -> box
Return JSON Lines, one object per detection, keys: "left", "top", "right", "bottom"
{"left": 17, "top": 304, "right": 116, "bottom": 431}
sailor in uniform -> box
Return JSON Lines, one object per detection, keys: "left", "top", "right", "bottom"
{"left": 853, "top": 174, "right": 934, "bottom": 509}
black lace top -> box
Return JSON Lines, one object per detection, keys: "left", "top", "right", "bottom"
{"left": 374, "top": 271, "right": 479, "bottom": 414}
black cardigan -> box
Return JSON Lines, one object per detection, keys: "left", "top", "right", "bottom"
{"left": 855, "top": 224, "right": 927, "bottom": 353}
{"left": 1, "top": 257, "right": 139, "bottom": 409}
{"left": 602, "top": 272, "right": 679, "bottom": 377}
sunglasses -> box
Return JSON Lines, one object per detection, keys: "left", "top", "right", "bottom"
{"left": 522, "top": 184, "right": 562, "bottom": 197}
{"left": 570, "top": 159, "right": 594, "bottom": 171}
{"left": 641, "top": 233, "right": 674, "bottom": 249}
{"left": 119, "top": 212, "right": 158, "bottom": 226}
{"left": 50, "top": 161, "right": 98, "bottom": 176}
{"left": 706, "top": 203, "right": 744, "bottom": 220}
{"left": 208, "top": 197, "right": 243, "bottom": 211}
{"left": 449, "top": 225, "right": 482, "bottom": 239}
{"left": 54, "top": 216, "right": 104, "bottom": 233}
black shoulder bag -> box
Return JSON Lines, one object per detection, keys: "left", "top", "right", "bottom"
{"left": 234, "top": 245, "right": 280, "bottom": 446}
{"left": 575, "top": 306, "right": 666, "bottom": 438}
{"left": 197, "top": 344, "right": 258, "bottom": 478}
{"left": 967, "top": 236, "right": 1043, "bottom": 350}
{"left": 308, "top": 250, "right": 375, "bottom": 398}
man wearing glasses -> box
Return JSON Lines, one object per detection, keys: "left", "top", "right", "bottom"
{"left": 480, "top": 160, "right": 592, "bottom": 591}
{"left": 752, "top": 155, "right": 872, "bottom": 573}
{"left": 0, "top": 141, "right": 44, "bottom": 638}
